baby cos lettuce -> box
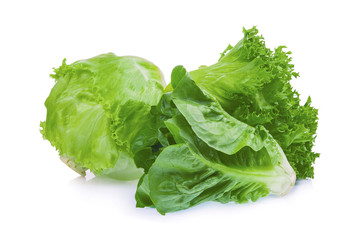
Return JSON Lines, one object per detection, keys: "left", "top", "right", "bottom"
{"left": 41, "top": 27, "right": 318, "bottom": 214}
{"left": 41, "top": 53, "right": 165, "bottom": 179}
{"left": 136, "top": 28, "right": 318, "bottom": 214}
{"left": 135, "top": 66, "right": 296, "bottom": 214}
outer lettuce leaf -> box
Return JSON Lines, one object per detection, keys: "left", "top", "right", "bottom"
{"left": 190, "top": 27, "right": 319, "bottom": 179}
{"left": 41, "top": 53, "right": 165, "bottom": 179}
{"left": 141, "top": 143, "right": 269, "bottom": 214}
{"left": 135, "top": 174, "right": 153, "bottom": 208}
{"left": 171, "top": 66, "right": 264, "bottom": 155}
{"left": 135, "top": 66, "right": 296, "bottom": 214}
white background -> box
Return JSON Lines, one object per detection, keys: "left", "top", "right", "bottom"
{"left": 1, "top": 0, "right": 361, "bottom": 239}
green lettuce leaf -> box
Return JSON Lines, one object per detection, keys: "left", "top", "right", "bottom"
{"left": 189, "top": 27, "right": 319, "bottom": 178}
{"left": 41, "top": 53, "right": 165, "bottom": 179}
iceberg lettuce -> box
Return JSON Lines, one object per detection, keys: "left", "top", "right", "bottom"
{"left": 41, "top": 53, "right": 165, "bottom": 179}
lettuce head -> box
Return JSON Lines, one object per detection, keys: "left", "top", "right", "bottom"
{"left": 41, "top": 53, "right": 165, "bottom": 179}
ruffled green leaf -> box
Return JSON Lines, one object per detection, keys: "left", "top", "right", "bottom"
{"left": 189, "top": 27, "right": 319, "bottom": 179}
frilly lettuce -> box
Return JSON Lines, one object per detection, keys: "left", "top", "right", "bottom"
{"left": 189, "top": 27, "right": 319, "bottom": 179}
{"left": 136, "top": 27, "right": 318, "bottom": 214}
